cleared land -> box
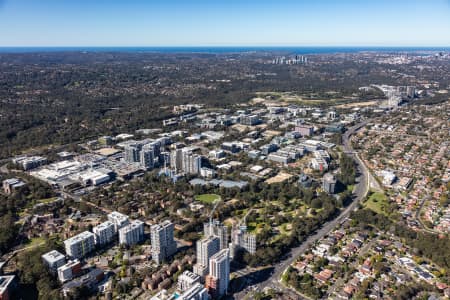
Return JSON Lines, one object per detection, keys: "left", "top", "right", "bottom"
{"left": 36, "top": 197, "right": 59, "bottom": 204}
{"left": 252, "top": 91, "right": 357, "bottom": 106}
{"left": 95, "top": 148, "right": 121, "bottom": 156}
{"left": 265, "top": 172, "right": 293, "bottom": 184}
{"left": 335, "top": 100, "right": 378, "bottom": 109}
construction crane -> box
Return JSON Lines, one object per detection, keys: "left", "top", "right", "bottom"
{"left": 207, "top": 197, "right": 222, "bottom": 235}
{"left": 238, "top": 208, "right": 254, "bottom": 229}
{"left": 209, "top": 198, "right": 221, "bottom": 222}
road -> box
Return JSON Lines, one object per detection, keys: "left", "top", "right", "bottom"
{"left": 233, "top": 121, "right": 370, "bottom": 299}
{"left": 1, "top": 241, "right": 46, "bottom": 266}
{"left": 415, "top": 194, "right": 440, "bottom": 234}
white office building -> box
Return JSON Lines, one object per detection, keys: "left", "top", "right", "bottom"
{"left": 151, "top": 220, "right": 177, "bottom": 264}
{"left": 64, "top": 231, "right": 95, "bottom": 259}
{"left": 119, "top": 220, "right": 145, "bottom": 246}
{"left": 93, "top": 221, "right": 115, "bottom": 246}
{"left": 107, "top": 211, "right": 130, "bottom": 233}
{"left": 42, "top": 250, "right": 66, "bottom": 274}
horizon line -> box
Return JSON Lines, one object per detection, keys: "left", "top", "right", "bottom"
{"left": 1, "top": 45, "right": 450, "bottom": 48}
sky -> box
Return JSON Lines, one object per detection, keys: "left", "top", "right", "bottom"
{"left": 0, "top": 0, "right": 449, "bottom": 47}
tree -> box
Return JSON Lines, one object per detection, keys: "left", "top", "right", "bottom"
{"left": 311, "top": 198, "right": 323, "bottom": 209}
{"left": 0, "top": 214, "right": 19, "bottom": 254}
{"left": 338, "top": 153, "right": 356, "bottom": 185}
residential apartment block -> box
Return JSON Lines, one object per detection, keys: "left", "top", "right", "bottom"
{"left": 151, "top": 220, "right": 177, "bottom": 264}
{"left": 193, "top": 235, "right": 220, "bottom": 277}
{"left": 42, "top": 250, "right": 66, "bottom": 274}
{"left": 64, "top": 231, "right": 95, "bottom": 259}
{"left": 177, "top": 270, "right": 201, "bottom": 292}
{"left": 206, "top": 248, "right": 230, "bottom": 298}
{"left": 93, "top": 221, "right": 115, "bottom": 246}
{"left": 107, "top": 211, "right": 130, "bottom": 233}
{"left": 119, "top": 220, "right": 145, "bottom": 246}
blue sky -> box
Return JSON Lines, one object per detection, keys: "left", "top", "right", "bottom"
{"left": 0, "top": 0, "right": 449, "bottom": 47}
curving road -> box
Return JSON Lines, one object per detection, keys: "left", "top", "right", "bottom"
{"left": 234, "top": 121, "right": 370, "bottom": 299}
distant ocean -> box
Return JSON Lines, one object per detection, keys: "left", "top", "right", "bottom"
{"left": 0, "top": 46, "right": 448, "bottom": 54}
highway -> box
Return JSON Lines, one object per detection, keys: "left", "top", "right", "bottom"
{"left": 233, "top": 121, "right": 370, "bottom": 299}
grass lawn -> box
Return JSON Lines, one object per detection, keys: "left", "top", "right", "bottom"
{"left": 26, "top": 237, "right": 46, "bottom": 247}
{"left": 18, "top": 211, "right": 29, "bottom": 218}
{"left": 247, "top": 222, "right": 257, "bottom": 232}
{"left": 278, "top": 223, "right": 292, "bottom": 235}
{"left": 195, "top": 194, "right": 220, "bottom": 204}
{"left": 37, "top": 197, "right": 58, "bottom": 204}
{"left": 365, "top": 192, "right": 389, "bottom": 215}
{"left": 246, "top": 222, "right": 267, "bottom": 234}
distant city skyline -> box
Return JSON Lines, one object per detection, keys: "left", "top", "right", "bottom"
{"left": 0, "top": 0, "right": 450, "bottom": 47}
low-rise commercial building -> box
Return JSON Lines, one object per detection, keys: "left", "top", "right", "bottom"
{"left": 311, "top": 157, "right": 329, "bottom": 171}
{"left": 12, "top": 156, "right": 47, "bottom": 170}
{"left": 294, "top": 125, "right": 314, "bottom": 137}
{"left": 2, "top": 178, "right": 26, "bottom": 195}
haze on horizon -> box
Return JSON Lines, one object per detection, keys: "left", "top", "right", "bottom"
{"left": 0, "top": 0, "right": 450, "bottom": 47}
